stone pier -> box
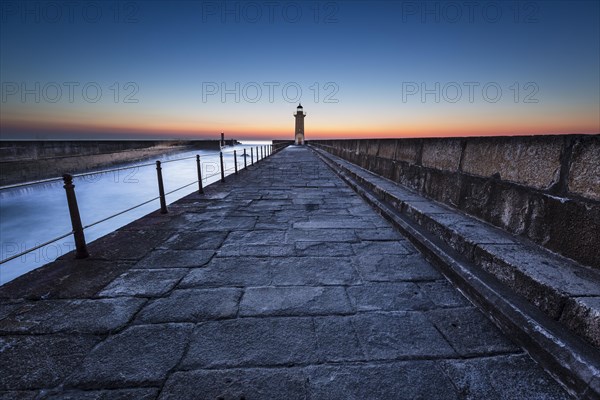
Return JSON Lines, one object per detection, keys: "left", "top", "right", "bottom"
{"left": 0, "top": 146, "right": 585, "bottom": 398}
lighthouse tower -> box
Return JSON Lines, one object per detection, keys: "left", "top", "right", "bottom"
{"left": 294, "top": 103, "right": 306, "bottom": 145}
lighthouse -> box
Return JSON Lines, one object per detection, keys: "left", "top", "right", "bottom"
{"left": 294, "top": 103, "right": 306, "bottom": 145}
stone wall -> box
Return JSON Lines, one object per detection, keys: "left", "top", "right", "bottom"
{"left": 310, "top": 135, "right": 600, "bottom": 268}
{"left": 0, "top": 140, "right": 222, "bottom": 186}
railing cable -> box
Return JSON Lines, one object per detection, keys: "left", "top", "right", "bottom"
{"left": 0, "top": 231, "right": 74, "bottom": 265}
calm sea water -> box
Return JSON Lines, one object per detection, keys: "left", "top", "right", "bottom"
{"left": 0, "top": 141, "right": 271, "bottom": 285}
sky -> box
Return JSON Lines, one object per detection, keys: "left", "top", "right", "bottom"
{"left": 1, "top": 0, "right": 599, "bottom": 140}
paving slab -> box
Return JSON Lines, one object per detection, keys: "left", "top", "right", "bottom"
{"left": 351, "top": 312, "right": 457, "bottom": 359}
{"left": 67, "top": 323, "right": 193, "bottom": 389}
{"left": 0, "top": 297, "right": 145, "bottom": 334}
{"left": 0, "top": 259, "right": 133, "bottom": 300}
{"left": 223, "top": 230, "right": 286, "bottom": 245}
{"left": 418, "top": 280, "right": 473, "bottom": 308}
{"left": 181, "top": 317, "right": 318, "bottom": 368}
{"left": 348, "top": 204, "right": 384, "bottom": 215}
{"left": 135, "top": 288, "right": 242, "bottom": 323}
{"left": 176, "top": 211, "right": 230, "bottom": 227}
{"left": 313, "top": 316, "right": 366, "bottom": 362}
{"left": 255, "top": 217, "right": 297, "bottom": 230}
{"left": 0, "top": 303, "right": 20, "bottom": 320}
{"left": 258, "top": 189, "right": 291, "bottom": 199}
{"left": 118, "top": 212, "right": 186, "bottom": 232}
{"left": 83, "top": 229, "right": 173, "bottom": 261}
{"left": 132, "top": 249, "right": 215, "bottom": 269}
{"left": 239, "top": 286, "right": 352, "bottom": 317}
{"left": 179, "top": 257, "right": 272, "bottom": 288}
{"left": 159, "top": 368, "right": 307, "bottom": 400}
{"left": 158, "top": 231, "right": 229, "bottom": 250}
{"left": 217, "top": 242, "right": 295, "bottom": 257}
{"left": 0, "top": 334, "right": 99, "bottom": 390}
{"left": 293, "top": 217, "right": 376, "bottom": 229}
{"left": 271, "top": 257, "right": 361, "bottom": 286}
{"left": 426, "top": 307, "right": 520, "bottom": 357}
{"left": 285, "top": 228, "right": 358, "bottom": 243}
{"left": 306, "top": 361, "right": 459, "bottom": 400}
{"left": 97, "top": 268, "right": 187, "bottom": 298}
{"left": 352, "top": 240, "right": 415, "bottom": 255}
{"left": 0, "top": 391, "right": 38, "bottom": 400}
{"left": 346, "top": 282, "right": 434, "bottom": 312}
{"left": 188, "top": 216, "right": 257, "bottom": 231}
{"left": 355, "top": 228, "right": 404, "bottom": 241}
{"left": 45, "top": 388, "right": 159, "bottom": 400}
{"left": 356, "top": 253, "right": 442, "bottom": 282}
{"left": 294, "top": 241, "right": 355, "bottom": 257}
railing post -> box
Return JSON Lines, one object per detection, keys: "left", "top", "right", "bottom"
{"left": 251, "top": 148, "right": 254, "bottom": 164}
{"left": 155, "top": 161, "right": 168, "bottom": 214}
{"left": 261, "top": 146, "right": 264, "bottom": 160}
{"left": 220, "top": 151, "right": 225, "bottom": 182}
{"left": 234, "top": 150, "right": 238, "bottom": 175}
{"left": 243, "top": 148, "right": 247, "bottom": 169}
{"left": 62, "top": 174, "right": 89, "bottom": 259}
{"left": 196, "top": 155, "right": 204, "bottom": 194}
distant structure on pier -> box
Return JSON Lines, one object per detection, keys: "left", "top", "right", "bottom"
{"left": 294, "top": 103, "right": 306, "bottom": 145}
{"left": 219, "top": 132, "right": 239, "bottom": 148}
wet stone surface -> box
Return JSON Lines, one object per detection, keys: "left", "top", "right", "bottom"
{"left": 133, "top": 249, "right": 215, "bottom": 269}
{"left": 134, "top": 288, "right": 241, "bottom": 323}
{"left": 0, "top": 297, "right": 146, "bottom": 334}
{"left": 66, "top": 323, "right": 193, "bottom": 389}
{"left": 0, "top": 146, "right": 572, "bottom": 399}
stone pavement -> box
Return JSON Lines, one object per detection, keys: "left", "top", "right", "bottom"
{"left": 0, "top": 146, "right": 572, "bottom": 399}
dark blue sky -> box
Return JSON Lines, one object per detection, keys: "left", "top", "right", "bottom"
{"left": 1, "top": 0, "right": 599, "bottom": 139}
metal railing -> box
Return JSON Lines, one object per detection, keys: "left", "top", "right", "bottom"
{"left": 0, "top": 144, "right": 273, "bottom": 264}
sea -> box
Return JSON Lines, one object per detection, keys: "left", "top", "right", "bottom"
{"left": 0, "top": 140, "right": 272, "bottom": 285}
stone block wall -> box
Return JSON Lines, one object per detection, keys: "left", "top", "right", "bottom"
{"left": 310, "top": 135, "right": 600, "bottom": 268}
{"left": 0, "top": 141, "right": 220, "bottom": 186}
